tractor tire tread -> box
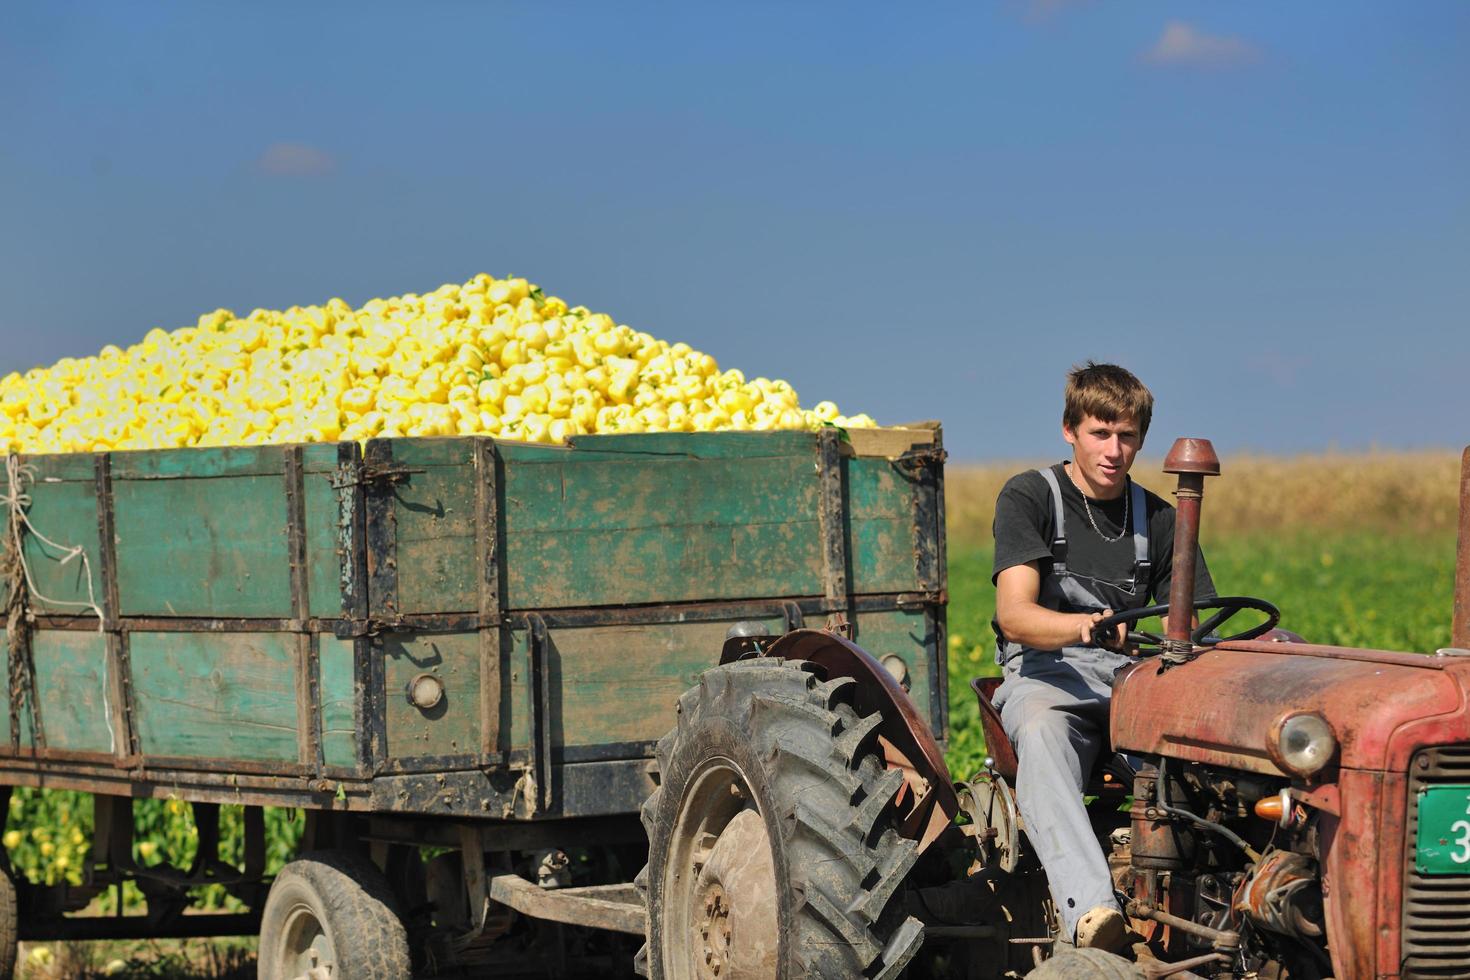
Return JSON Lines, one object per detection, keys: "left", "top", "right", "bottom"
{"left": 640, "top": 657, "right": 918, "bottom": 979}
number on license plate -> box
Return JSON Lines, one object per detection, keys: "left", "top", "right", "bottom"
{"left": 1416, "top": 785, "right": 1470, "bottom": 875}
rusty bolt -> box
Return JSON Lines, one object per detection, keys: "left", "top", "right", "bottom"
{"left": 1418, "top": 756, "right": 1431, "bottom": 770}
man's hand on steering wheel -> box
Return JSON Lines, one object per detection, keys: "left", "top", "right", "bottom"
{"left": 1089, "top": 596, "right": 1281, "bottom": 651}
{"left": 1080, "top": 609, "right": 1127, "bottom": 651}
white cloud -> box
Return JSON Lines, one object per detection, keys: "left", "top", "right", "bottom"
{"left": 1142, "top": 20, "right": 1261, "bottom": 69}
{"left": 255, "top": 142, "right": 336, "bottom": 177}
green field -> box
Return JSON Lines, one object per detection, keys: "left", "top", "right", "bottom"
{"left": 943, "top": 529, "right": 1461, "bottom": 779}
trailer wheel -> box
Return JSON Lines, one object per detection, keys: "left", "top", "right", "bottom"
{"left": 637, "top": 659, "right": 925, "bottom": 979}
{"left": 1028, "top": 947, "right": 1145, "bottom": 979}
{"left": 0, "top": 866, "right": 16, "bottom": 979}
{"left": 257, "top": 851, "right": 411, "bottom": 980}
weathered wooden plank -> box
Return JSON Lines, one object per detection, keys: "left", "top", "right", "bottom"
{"left": 475, "top": 441, "right": 502, "bottom": 759}
{"left": 380, "top": 437, "right": 476, "bottom": 468}
{"left": 390, "top": 466, "right": 478, "bottom": 616}
{"left": 0, "top": 632, "right": 8, "bottom": 747}
{"left": 504, "top": 455, "right": 818, "bottom": 534}
{"left": 380, "top": 631, "right": 481, "bottom": 762}
{"left": 0, "top": 633, "right": 36, "bottom": 751}
{"left": 32, "top": 630, "right": 115, "bottom": 753}
{"left": 503, "top": 454, "right": 824, "bottom": 608}
{"left": 490, "top": 431, "right": 816, "bottom": 466}
{"left": 299, "top": 443, "right": 345, "bottom": 475}
{"left": 508, "top": 521, "right": 824, "bottom": 610}
{"left": 563, "top": 430, "right": 816, "bottom": 460}
{"left": 302, "top": 440, "right": 351, "bottom": 619}
{"left": 109, "top": 445, "right": 286, "bottom": 481}
{"left": 817, "top": 429, "right": 850, "bottom": 607}
{"left": 540, "top": 620, "right": 769, "bottom": 748}
{"left": 14, "top": 453, "right": 97, "bottom": 482}
{"left": 112, "top": 475, "right": 292, "bottom": 617}
{"left": 129, "top": 631, "right": 299, "bottom": 761}
{"left": 304, "top": 467, "right": 345, "bottom": 620}
{"left": 851, "top": 607, "right": 939, "bottom": 729}
{"left": 318, "top": 634, "right": 357, "bottom": 770}
{"left": 17, "top": 479, "right": 106, "bottom": 616}
{"left": 848, "top": 456, "right": 923, "bottom": 595}
{"left": 844, "top": 425, "right": 937, "bottom": 460}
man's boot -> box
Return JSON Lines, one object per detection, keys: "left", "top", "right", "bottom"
{"left": 1075, "top": 906, "right": 1127, "bottom": 953}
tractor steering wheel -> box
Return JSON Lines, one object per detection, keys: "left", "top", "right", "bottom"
{"left": 1090, "top": 596, "right": 1281, "bottom": 650}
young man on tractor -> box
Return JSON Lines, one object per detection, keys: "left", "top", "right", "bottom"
{"left": 990, "top": 361, "right": 1215, "bottom": 954}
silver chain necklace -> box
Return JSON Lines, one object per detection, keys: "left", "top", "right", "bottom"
{"left": 1070, "top": 467, "right": 1129, "bottom": 543}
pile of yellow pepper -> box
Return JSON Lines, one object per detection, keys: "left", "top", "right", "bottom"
{"left": 0, "top": 274, "right": 874, "bottom": 454}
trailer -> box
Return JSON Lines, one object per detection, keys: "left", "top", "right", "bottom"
{"left": 0, "top": 425, "right": 947, "bottom": 976}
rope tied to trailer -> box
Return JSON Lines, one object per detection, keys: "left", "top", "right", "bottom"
{"left": 3, "top": 454, "right": 113, "bottom": 753}
{"left": 2, "top": 455, "right": 106, "bottom": 628}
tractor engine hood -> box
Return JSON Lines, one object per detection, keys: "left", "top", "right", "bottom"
{"left": 1111, "top": 641, "right": 1470, "bottom": 777}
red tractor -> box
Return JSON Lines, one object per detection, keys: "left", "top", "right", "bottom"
{"left": 639, "top": 439, "right": 1470, "bottom": 979}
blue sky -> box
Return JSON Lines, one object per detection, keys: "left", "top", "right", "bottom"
{"left": 2, "top": 2, "right": 1466, "bottom": 461}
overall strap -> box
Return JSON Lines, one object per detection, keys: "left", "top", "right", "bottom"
{"left": 1037, "top": 467, "right": 1068, "bottom": 572}
{"left": 1130, "top": 478, "right": 1152, "bottom": 591}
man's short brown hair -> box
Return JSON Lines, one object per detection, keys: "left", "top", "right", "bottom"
{"left": 1063, "top": 362, "right": 1154, "bottom": 438}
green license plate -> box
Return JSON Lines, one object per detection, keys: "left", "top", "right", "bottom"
{"left": 1416, "top": 785, "right": 1470, "bottom": 875}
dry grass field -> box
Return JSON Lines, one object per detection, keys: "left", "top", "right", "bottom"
{"left": 945, "top": 449, "right": 1465, "bottom": 544}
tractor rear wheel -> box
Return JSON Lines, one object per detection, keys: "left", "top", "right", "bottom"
{"left": 636, "top": 658, "right": 925, "bottom": 979}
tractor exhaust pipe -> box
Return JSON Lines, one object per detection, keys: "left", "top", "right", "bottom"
{"left": 1454, "top": 446, "right": 1470, "bottom": 650}
{"left": 1162, "top": 438, "right": 1220, "bottom": 653}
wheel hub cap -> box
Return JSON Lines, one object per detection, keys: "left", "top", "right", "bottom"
{"left": 691, "top": 808, "right": 778, "bottom": 979}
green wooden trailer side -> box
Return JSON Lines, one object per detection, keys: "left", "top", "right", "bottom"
{"left": 0, "top": 426, "right": 947, "bottom": 823}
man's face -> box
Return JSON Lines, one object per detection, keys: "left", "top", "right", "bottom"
{"left": 1062, "top": 414, "right": 1143, "bottom": 498}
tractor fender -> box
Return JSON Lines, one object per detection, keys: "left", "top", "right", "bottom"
{"left": 724, "top": 628, "right": 958, "bottom": 855}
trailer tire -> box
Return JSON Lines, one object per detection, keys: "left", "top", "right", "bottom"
{"left": 0, "top": 866, "right": 16, "bottom": 979}
{"left": 636, "top": 658, "right": 924, "bottom": 979}
{"left": 257, "top": 850, "right": 411, "bottom": 980}
{"left": 1028, "top": 947, "right": 1145, "bottom": 979}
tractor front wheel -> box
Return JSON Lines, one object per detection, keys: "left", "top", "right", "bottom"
{"left": 637, "top": 658, "right": 925, "bottom": 979}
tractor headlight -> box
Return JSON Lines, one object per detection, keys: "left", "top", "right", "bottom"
{"left": 1270, "top": 713, "right": 1337, "bottom": 777}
